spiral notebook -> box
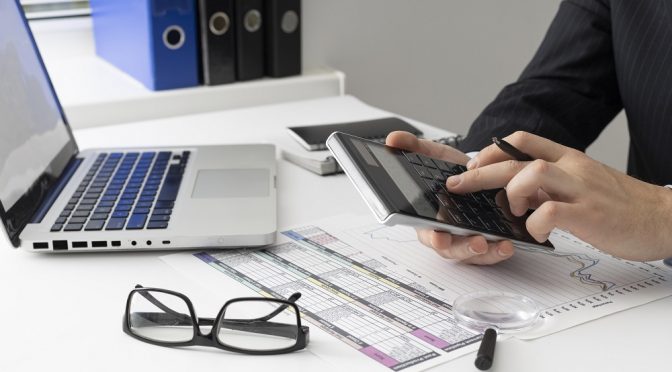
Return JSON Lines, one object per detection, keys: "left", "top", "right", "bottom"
{"left": 287, "top": 117, "right": 423, "bottom": 151}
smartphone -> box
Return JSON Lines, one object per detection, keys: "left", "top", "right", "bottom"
{"left": 326, "top": 131, "right": 554, "bottom": 250}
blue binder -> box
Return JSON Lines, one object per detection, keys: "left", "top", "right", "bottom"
{"left": 91, "top": 0, "right": 200, "bottom": 91}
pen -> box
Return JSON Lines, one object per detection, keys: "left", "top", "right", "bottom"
{"left": 475, "top": 328, "right": 497, "bottom": 370}
{"left": 492, "top": 137, "right": 534, "bottom": 161}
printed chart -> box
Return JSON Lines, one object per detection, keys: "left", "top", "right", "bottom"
{"left": 195, "top": 230, "right": 480, "bottom": 371}
{"left": 183, "top": 215, "right": 672, "bottom": 370}
{"left": 343, "top": 222, "right": 669, "bottom": 321}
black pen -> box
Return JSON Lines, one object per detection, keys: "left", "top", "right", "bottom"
{"left": 475, "top": 328, "right": 497, "bottom": 370}
{"left": 492, "top": 137, "right": 534, "bottom": 161}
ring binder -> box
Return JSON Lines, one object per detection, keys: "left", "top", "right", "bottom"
{"left": 91, "top": 0, "right": 200, "bottom": 91}
{"left": 265, "top": 0, "right": 301, "bottom": 78}
{"left": 198, "top": 0, "right": 236, "bottom": 85}
{"left": 235, "top": 0, "right": 265, "bottom": 81}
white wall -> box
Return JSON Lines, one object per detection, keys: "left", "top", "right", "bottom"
{"left": 302, "top": 0, "right": 629, "bottom": 171}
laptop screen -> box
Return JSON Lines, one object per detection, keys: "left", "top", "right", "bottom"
{"left": 0, "top": 0, "right": 77, "bottom": 245}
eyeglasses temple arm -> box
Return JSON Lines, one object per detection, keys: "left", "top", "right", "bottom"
{"left": 134, "top": 284, "right": 189, "bottom": 318}
{"left": 252, "top": 292, "right": 302, "bottom": 322}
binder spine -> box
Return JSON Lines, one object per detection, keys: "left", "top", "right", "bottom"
{"left": 198, "top": 0, "right": 236, "bottom": 85}
{"left": 234, "top": 0, "right": 265, "bottom": 81}
{"left": 150, "top": 0, "right": 200, "bottom": 90}
{"left": 91, "top": 0, "right": 200, "bottom": 91}
{"left": 265, "top": 0, "right": 301, "bottom": 78}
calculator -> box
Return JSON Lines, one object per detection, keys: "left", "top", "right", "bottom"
{"left": 326, "top": 132, "right": 554, "bottom": 250}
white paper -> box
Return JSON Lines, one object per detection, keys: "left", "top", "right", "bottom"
{"left": 161, "top": 214, "right": 672, "bottom": 371}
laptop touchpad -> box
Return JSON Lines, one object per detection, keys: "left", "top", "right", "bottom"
{"left": 191, "top": 169, "right": 269, "bottom": 198}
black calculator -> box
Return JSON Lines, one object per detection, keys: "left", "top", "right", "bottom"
{"left": 326, "top": 131, "right": 554, "bottom": 250}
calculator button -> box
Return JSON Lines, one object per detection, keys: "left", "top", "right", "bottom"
{"left": 436, "top": 193, "right": 451, "bottom": 207}
{"left": 413, "top": 165, "right": 432, "bottom": 179}
{"left": 417, "top": 155, "right": 438, "bottom": 168}
{"left": 446, "top": 209, "right": 466, "bottom": 225}
{"left": 434, "top": 161, "right": 454, "bottom": 172}
{"left": 429, "top": 168, "right": 445, "bottom": 182}
{"left": 403, "top": 152, "right": 423, "bottom": 165}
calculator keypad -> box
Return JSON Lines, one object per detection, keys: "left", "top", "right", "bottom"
{"left": 402, "top": 151, "right": 517, "bottom": 237}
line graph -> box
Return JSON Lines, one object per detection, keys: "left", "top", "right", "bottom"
{"left": 339, "top": 218, "right": 668, "bottom": 311}
{"left": 518, "top": 246, "right": 616, "bottom": 291}
{"left": 363, "top": 225, "right": 419, "bottom": 243}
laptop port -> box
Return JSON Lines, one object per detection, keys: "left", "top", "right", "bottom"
{"left": 72, "top": 241, "right": 88, "bottom": 248}
{"left": 91, "top": 241, "right": 107, "bottom": 248}
{"left": 146, "top": 240, "right": 152, "bottom": 246}
{"left": 162, "top": 240, "right": 171, "bottom": 245}
{"left": 52, "top": 240, "right": 68, "bottom": 251}
{"left": 33, "top": 242, "right": 48, "bottom": 249}
{"left": 111, "top": 241, "right": 121, "bottom": 247}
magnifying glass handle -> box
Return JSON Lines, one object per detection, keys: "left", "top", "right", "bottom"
{"left": 475, "top": 328, "right": 497, "bottom": 370}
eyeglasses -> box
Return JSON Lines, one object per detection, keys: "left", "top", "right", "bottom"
{"left": 122, "top": 284, "right": 309, "bottom": 355}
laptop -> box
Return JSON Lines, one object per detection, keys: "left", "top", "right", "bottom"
{"left": 0, "top": 1, "right": 277, "bottom": 252}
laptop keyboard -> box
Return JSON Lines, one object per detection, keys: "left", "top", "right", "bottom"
{"left": 401, "top": 151, "right": 515, "bottom": 236}
{"left": 51, "top": 151, "right": 190, "bottom": 233}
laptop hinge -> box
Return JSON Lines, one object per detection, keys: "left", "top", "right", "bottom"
{"left": 30, "top": 157, "right": 82, "bottom": 224}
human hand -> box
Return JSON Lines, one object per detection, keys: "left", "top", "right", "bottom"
{"left": 447, "top": 131, "right": 672, "bottom": 262}
{"left": 385, "top": 131, "right": 516, "bottom": 265}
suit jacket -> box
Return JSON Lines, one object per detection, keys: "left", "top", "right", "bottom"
{"left": 459, "top": 0, "right": 672, "bottom": 185}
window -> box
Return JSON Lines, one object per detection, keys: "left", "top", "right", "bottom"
{"left": 21, "top": 0, "right": 90, "bottom": 20}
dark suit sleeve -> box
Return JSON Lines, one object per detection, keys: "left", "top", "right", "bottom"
{"left": 458, "top": 0, "right": 623, "bottom": 153}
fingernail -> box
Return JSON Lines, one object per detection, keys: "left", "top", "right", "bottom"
{"left": 468, "top": 245, "right": 483, "bottom": 255}
{"left": 467, "top": 158, "right": 478, "bottom": 170}
{"left": 446, "top": 175, "right": 461, "bottom": 187}
{"left": 497, "top": 247, "right": 511, "bottom": 257}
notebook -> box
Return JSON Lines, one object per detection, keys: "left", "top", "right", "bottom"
{"left": 287, "top": 117, "right": 423, "bottom": 151}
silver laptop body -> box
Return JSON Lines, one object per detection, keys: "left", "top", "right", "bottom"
{"left": 0, "top": 1, "right": 276, "bottom": 252}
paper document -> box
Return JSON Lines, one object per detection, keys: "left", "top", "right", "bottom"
{"left": 162, "top": 215, "right": 672, "bottom": 371}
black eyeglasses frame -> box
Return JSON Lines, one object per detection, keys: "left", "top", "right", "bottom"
{"left": 122, "top": 285, "right": 309, "bottom": 355}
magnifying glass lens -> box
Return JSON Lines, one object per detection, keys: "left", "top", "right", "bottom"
{"left": 454, "top": 291, "right": 540, "bottom": 332}
{"left": 454, "top": 291, "right": 541, "bottom": 371}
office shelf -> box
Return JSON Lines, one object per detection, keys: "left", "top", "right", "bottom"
{"left": 29, "top": 17, "right": 344, "bottom": 128}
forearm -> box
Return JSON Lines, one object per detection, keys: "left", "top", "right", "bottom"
{"left": 459, "top": 0, "right": 622, "bottom": 153}
{"left": 640, "top": 184, "right": 672, "bottom": 261}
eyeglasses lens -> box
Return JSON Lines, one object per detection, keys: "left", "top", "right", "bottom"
{"left": 217, "top": 300, "right": 299, "bottom": 351}
{"left": 129, "top": 290, "right": 194, "bottom": 343}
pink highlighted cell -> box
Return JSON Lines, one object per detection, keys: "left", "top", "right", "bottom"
{"left": 360, "top": 346, "right": 399, "bottom": 368}
{"left": 411, "top": 329, "right": 450, "bottom": 349}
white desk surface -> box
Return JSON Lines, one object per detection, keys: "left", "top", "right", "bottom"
{"left": 0, "top": 96, "right": 669, "bottom": 372}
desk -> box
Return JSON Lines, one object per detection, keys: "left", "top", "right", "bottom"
{"left": 0, "top": 96, "right": 670, "bottom": 372}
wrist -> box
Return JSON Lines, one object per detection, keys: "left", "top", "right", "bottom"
{"left": 655, "top": 186, "right": 672, "bottom": 259}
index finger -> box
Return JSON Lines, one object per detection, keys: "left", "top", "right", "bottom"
{"left": 473, "top": 131, "right": 570, "bottom": 168}
{"left": 386, "top": 131, "right": 470, "bottom": 165}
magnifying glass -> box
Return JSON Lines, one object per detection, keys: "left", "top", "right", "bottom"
{"left": 453, "top": 291, "right": 541, "bottom": 370}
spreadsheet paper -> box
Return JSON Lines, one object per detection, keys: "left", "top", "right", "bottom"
{"left": 162, "top": 215, "right": 672, "bottom": 371}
